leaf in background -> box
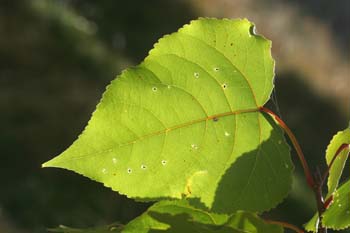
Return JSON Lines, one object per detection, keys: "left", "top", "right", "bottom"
{"left": 43, "top": 18, "right": 293, "bottom": 213}
{"left": 47, "top": 223, "right": 122, "bottom": 233}
{"left": 123, "top": 200, "right": 284, "bottom": 233}
{"left": 322, "top": 179, "right": 350, "bottom": 230}
{"left": 326, "top": 128, "right": 350, "bottom": 195}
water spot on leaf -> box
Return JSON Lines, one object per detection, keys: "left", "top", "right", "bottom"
{"left": 224, "top": 131, "right": 230, "bottom": 137}
{"left": 338, "top": 204, "right": 342, "bottom": 207}
{"left": 112, "top": 158, "right": 117, "bottom": 164}
{"left": 102, "top": 168, "right": 107, "bottom": 174}
{"left": 194, "top": 72, "right": 199, "bottom": 78}
{"left": 278, "top": 140, "right": 282, "bottom": 144}
{"left": 191, "top": 144, "right": 198, "bottom": 150}
{"left": 285, "top": 164, "right": 289, "bottom": 169}
{"left": 167, "top": 85, "right": 171, "bottom": 89}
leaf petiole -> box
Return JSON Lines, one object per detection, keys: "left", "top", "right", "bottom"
{"left": 259, "top": 106, "right": 315, "bottom": 188}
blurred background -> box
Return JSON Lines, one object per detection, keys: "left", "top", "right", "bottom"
{"left": 0, "top": 0, "right": 349, "bottom": 232}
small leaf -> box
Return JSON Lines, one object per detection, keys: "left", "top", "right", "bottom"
{"left": 123, "top": 200, "right": 284, "bottom": 233}
{"left": 322, "top": 179, "right": 350, "bottom": 230}
{"left": 326, "top": 128, "right": 350, "bottom": 195}
{"left": 43, "top": 18, "right": 293, "bottom": 213}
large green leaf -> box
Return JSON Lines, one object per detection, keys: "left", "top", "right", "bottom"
{"left": 123, "top": 200, "right": 284, "bottom": 233}
{"left": 43, "top": 18, "right": 293, "bottom": 213}
{"left": 326, "top": 128, "right": 350, "bottom": 195}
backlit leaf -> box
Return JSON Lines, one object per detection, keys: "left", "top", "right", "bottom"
{"left": 43, "top": 18, "right": 293, "bottom": 213}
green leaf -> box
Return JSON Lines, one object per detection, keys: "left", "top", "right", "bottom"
{"left": 43, "top": 18, "right": 293, "bottom": 213}
{"left": 123, "top": 200, "right": 284, "bottom": 233}
{"left": 47, "top": 201, "right": 284, "bottom": 233}
{"left": 322, "top": 179, "right": 350, "bottom": 230}
{"left": 326, "top": 128, "right": 350, "bottom": 195}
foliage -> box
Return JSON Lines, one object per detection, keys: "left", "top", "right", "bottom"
{"left": 43, "top": 18, "right": 350, "bottom": 233}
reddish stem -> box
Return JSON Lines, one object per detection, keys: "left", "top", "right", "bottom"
{"left": 324, "top": 195, "right": 333, "bottom": 209}
{"left": 265, "top": 220, "right": 304, "bottom": 233}
{"left": 259, "top": 107, "right": 315, "bottom": 188}
{"left": 320, "top": 143, "right": 350, "bottom": 187}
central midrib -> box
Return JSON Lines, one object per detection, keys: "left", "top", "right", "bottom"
{"left": 44, "top": 107, "right": 260, "bottom": 165}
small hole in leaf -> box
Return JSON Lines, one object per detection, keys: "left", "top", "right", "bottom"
{"left": 141, "top": 164, "right": 147, "bottom": 169}
{"left": 194, "top": 72, "right": 199, "bottom": 78}
{"left": 213, "top": 117, "right": 219, "bottom": 122}
{"left": 161, "top": 160, "right": 167, "bottom": 165}
{"left": 213, "top": 67, "right": 219, "bottom": 72}
{"left": 222, "top": 83, "right": 227, "bottom": 89}
{"left": 127, "top": 168, "right": 132, "bottom": 173}
{"left": 152, "top": 87, "right": 157, "bottom": 92}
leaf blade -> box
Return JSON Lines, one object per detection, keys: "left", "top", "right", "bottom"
{"left": 43, "top": 18, "right": 292, "bottom": 213}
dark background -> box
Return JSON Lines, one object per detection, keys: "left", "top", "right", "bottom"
{"left": 0, "top": 0, "right": 349, "bottom": 232}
